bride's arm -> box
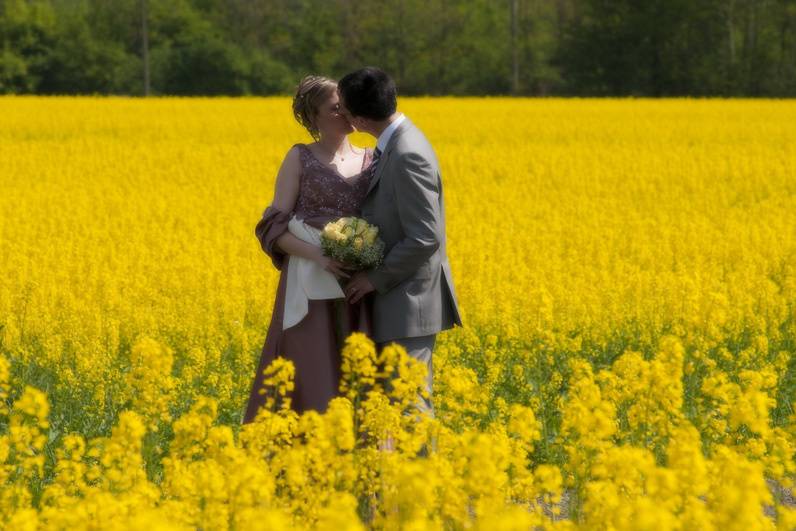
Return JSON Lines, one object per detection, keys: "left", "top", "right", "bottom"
{"left": 255, "top": 146, "right": 349, "bottom": 278}
{"left": 268, "top": 146, "right": 323, "bottom": 262}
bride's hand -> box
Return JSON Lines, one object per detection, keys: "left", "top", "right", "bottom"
{"left": 318, "top": 255, "right": 352, "bottom": 279}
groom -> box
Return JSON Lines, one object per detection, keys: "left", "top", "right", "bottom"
{"left": 337, "top": 66, "right": 463, "bottom": 423}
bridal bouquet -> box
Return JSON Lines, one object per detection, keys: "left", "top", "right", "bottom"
{"left": 320, "top": 216, "right": 385, "bottom": 270}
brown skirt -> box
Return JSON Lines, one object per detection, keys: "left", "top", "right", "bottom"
{"left": 242, "top": 254, "right": 374, "bottom": 423}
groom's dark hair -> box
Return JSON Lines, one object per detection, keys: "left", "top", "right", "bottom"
{"left": 338, "top": 67, "right": 397, "bottom": 121}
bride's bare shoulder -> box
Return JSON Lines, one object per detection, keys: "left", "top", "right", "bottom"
{"left": 277, "top": 143, "right": 305, "bottom": 176}
{"left": 286, "top": 142, "right": 310, "bottom": 159}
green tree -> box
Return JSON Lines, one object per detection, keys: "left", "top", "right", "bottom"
{"left": 0, "top": 0, "right": 56, "bottom": 93}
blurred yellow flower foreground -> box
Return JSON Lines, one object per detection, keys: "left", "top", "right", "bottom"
{"left": 1, "top": 96, "right": 795, "bottom": 529}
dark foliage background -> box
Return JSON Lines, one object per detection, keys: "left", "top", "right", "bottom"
{"left": 1, "top": 0, "right": 795, "bottom": 96}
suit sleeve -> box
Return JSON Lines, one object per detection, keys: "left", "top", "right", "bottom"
{"left": 366, "top": 151, "right": 441, "bottom": 294}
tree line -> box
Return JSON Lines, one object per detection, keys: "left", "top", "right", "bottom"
{"left": 1, "top": 0, "right": 795, "bottom": 97}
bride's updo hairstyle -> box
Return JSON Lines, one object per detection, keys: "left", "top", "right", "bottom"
{"left": 292, "top": 75, "right": 338, "bottom": 141}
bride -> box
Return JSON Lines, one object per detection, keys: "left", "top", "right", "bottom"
{"left": 242, "top": 75, "right": 377, "bottom": 423}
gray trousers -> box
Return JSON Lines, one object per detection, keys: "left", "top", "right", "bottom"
{"left": 377, "top": 334, "right": 436, "bottom": 419}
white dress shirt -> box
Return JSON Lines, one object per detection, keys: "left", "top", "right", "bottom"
{"left": 376, "top": 113, "right": 406, "bottom": 153}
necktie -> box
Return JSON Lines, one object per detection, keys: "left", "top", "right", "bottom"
{"left": 372, "top": 146, "right": 382, "bottom": 170}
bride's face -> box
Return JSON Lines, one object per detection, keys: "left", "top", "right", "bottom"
{"left": 316, "top": 91, "right": 355, "bottom": 137}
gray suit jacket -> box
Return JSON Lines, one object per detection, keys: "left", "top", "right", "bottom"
{"left": 362, "top": 116, "right": 463, "bottom": 343}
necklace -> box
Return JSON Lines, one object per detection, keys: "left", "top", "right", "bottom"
{"left": 316, "top": 139, "right": 361, "bottom": 162}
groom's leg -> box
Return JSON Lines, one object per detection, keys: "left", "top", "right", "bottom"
{"left": 378, "top": 334, "right": 437, "bottom": 419}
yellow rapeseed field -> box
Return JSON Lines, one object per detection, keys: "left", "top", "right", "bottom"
{"left": 1, "top": 95, "right": 795, "bottom": 529}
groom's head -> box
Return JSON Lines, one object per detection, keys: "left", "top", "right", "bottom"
{"left": 337, "top": 67, "right": 397, "bottom": 136}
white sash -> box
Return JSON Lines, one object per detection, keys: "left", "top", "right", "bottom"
{"left": 283, "top": 215, "right": 345, "bottom": 330}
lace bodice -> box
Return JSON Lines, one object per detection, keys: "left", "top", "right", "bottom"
{"left": 292, "top": 143, "right": 375, "bottom": 230}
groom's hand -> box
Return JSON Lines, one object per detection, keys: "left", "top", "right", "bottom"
{"left": 344, "top": 271, "right": 375, "bottom": 304}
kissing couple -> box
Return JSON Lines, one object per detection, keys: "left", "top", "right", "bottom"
{"left": 242, "top": 67, "right": 463, "bottom": 441}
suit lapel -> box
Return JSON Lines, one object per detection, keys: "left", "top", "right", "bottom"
{"left": 366, "top": 116, "right": 412, "bottom": 197}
